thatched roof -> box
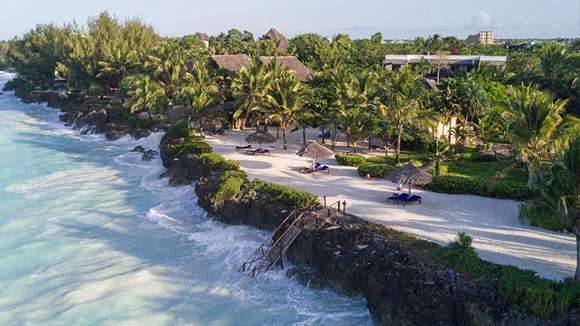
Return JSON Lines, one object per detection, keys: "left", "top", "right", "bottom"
{"left": 388, "top": 162, "right": 433, "bottom": 186}
{"left": 262, "top": 28, "right": 288, "bottom": 50}
{"left": 296, "top": 142, "right": 334, "bottom": 159}
{"left": 245, "top": 132, "right": 277, "bottom": 144}
{"left": 209, "top": 54, "right": 252, "bottom": 73}
{"left": 208, "top": 55, "right": 313, "bottom": 82}
{"left": 258, "top": 56, "right": 313, "bottom": 82}
{"left": 195, "top": 33, "right": 210, "bottom": 41}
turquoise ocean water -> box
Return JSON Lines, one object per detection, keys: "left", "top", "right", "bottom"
{"left": 0, "top": 72, "right": 371, "bottom": 326}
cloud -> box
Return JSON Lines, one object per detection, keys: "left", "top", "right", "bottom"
{"left": 469, "top": 11, "right": 493, "bottom": 30}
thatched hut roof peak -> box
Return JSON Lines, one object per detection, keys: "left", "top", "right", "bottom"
{"left": 296, "top": 142, "right": 334, "bottom": 159}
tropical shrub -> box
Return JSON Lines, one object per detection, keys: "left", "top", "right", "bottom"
{"left": 425, "top": 176, "right": 536, "bottom": 200}
{"left": 251, "top": 179, "right": 318, "bottom": 208}
{"left": 335, "top": 153, "right": 367, "bottom": 167}
{"left": 491, "top": 181, "right": 537, "bottom": 200}
{"left": 425, "top": 176, "right": 488, "bottom": 196}
{"left": 172, "top": 134, "right": 213, "bottom": 156}
{"left": 199, "top": 152, "right": 240, "bottom": 171}
{"left": 357, "top": 163, "right": 393, "bottom": 178}
{"left": 167, "top": 120, "right": 188, "bottom": 138}
{"left": 444, "top": 233, "right": 480, "bottom": 274}
{"left": 213, "top": 175, "right": 245, "bottom": 203}
{"left": 519, "top": 199, "right": 571, "bottom": 232}
{"left": 440, "top": 233, "right": 580, "bottom": 319}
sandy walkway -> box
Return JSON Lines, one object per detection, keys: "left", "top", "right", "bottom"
{"left": 205, "top": 128, "right": 576, "bottom": 280}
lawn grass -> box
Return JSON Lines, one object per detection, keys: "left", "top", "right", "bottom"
{"left": 440, "top": 160, "right": 527, "bottom": 184}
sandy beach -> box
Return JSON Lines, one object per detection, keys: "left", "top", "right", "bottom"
{"left": 205, "top": 128, "right": 577, "bottom": 280}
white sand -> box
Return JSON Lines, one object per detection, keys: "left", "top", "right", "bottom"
{"left": 205, "top": 128, "right": 576, "bottom": 280}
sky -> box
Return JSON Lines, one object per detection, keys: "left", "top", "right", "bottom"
{"left": 1, "top": 0, "right": 579, "bottom": 40}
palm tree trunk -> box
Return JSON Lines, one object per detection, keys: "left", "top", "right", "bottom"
{"left": 368, "top": 135, "right": 372, "bottom": 151}
{"left": 331, "top": 124, "right": 337, "bottom": 151}
{"left": 396, "top": 125, "right": 403, "bottom": 164}
{"left": 576, "top": 224, "right": 580, "bottom": 281}
{"left": 276, "top": 127, "right": 280, "bottom": 139}
{"left": 282, "top": 125, "right": 288, "bottom": 150}
{"left": 321, "top": 127, "right": 326, "bottom": 144}
{"left": 302, "top": 127, "right": 306, "bottom": 145}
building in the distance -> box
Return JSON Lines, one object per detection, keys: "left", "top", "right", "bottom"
{"left": 383, "top": 54, "right": 507, "bottom": 72}
{"left": 465, "top": 31, "right": 496, "bottom": 45}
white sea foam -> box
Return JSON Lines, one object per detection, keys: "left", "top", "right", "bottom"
{"left": 0, "top": 72, "right": 372, "bottom": 325}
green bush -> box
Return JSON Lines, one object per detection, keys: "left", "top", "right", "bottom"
{"left": 425, "top": 176, "right": 536, "bottom": 200}
{"left": 471, "top": 152, "right": 497, "bottom": 162}
{"left": 357, "top": 163, "right": 393, "bottom": 178}
{"left": 519, "top": 200, "right": 570, "bottom": 232}
{"left": 425, "top": 176, "right": 488, "bottom": 196}
{"left": 495, "top": 267, "right": 580, "bottom": 319}
{"left": 335, "top": 154, "right": 367, "bottom": 167}
{"left": 199, "top": 153, "right": 240, "bottom": 172}
{"left": 213, "top": 175, "right": 245, "bottom": 203}
{"left": 444, "top": 233, "right": 481, "bottom": 274}
{"left": 439, "top": 232, "right": 580, "bottom": 319}
{"left": 167, "top": 120, "right": 188, "bottom": 138}
{"left": 490, "top": 181, "right": 537, "bottom": 200}
{"left": 127, "top": 115, "right": 153, "bottom": 129}
{"left": 251, "top": 180, "right": 318, "bottom": 208}
{"left": 3, "top": 78, "right": 33, "bottom": 92}
{"left": 172, "top": 134, "right": 213, "bottom": 156}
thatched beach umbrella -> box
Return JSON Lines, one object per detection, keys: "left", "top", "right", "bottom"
{"left": 296, "top": 141, "right": 334, "bottom": 167}
{"left": 245, "top": 131, "right": 276, "bottom": 148}
{"left": 388, "top": 162, "right": 433, "bottom": 193}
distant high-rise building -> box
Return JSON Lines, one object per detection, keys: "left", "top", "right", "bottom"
{"left": 465, "top": 31, "right": 496, "bottom": 45}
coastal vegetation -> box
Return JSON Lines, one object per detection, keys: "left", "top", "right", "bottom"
{"left": 3, "top": 10, "right": 580, "bottom": 322}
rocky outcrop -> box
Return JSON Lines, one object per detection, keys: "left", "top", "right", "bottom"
{"left": 12, "top": 87, "right": 151, "bottom": 141}
{"left": 287, "top": 226, "right": 514, "bottom": 325}
{"left": 158, "top": 131, "right": 580, "bottom": 325}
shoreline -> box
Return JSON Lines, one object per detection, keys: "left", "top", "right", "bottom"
{"left": 5, "top": 78, "right": 579, "bottom": 324}
{"left": 0, "top": 75, "right": 373, "bottom": 324}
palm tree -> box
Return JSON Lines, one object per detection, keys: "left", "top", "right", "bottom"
{"left": 145, "top": 41, "right": 192, "bottom": 102}
{"left": 501, "top": 85, "right": 568, "bottom": 186}
{"left": 377, "top": 67, "right": 436, "bottom": 164}
{"left": 178, "top": 63, "right": 219, "bottom": 133}
{"left": 128, "top": 75, "right": 166, "bottom": 120}
{"left": 231, "top": 61, "right": 272, "bottom": 130}
{"left": 521, "top": 137, "right": 580, "bottom": 279}
{"left": 97, "top": 45, "right": 138, "bottom": 89}
{"left": 428, "top": 139, "right": 450, "bottom": 176}
{"left": 265, "top": 71, "right": 309, "bottom": 150}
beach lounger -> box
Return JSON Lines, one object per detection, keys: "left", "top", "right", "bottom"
{"left": 211, "top": 127, "right": 224, "bottom": 135}
{"left": 236, "top": 145, "right": 251, "bottom": 150}
{"left": 246, "top": 148, "right": 270, "bottom": 156}
{"left": 310, "top": 165, "right": 330, "bottom": 174}
{"left": 403, "top": 195, "right": 422, "bottom": 205}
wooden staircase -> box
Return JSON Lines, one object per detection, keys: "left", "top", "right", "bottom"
{"left": 239, "top": 209, "right": 310, "bottom": 277}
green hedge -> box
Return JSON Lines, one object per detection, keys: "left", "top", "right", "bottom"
{"left": 172, "top": 134, "right": 213, "bottom": 156}
{"left": 335, "top": 154, "right": 367, "bottom": 167}
{"left": 251, "top": 179, "right": 319, "bottom": 208}
{"left": 425, "top": 176, "right": 488, "bottom": 196}
{"left": 425, "top": 176, "right": 536, "bottom": 200}
{"left": 199, "top": 153, "right": 240, "bottom": 172}
{"left": 442, "top": 233, "right": 580, "bottom": 319}
{"left": 213, "top": 175, "right": 245, "bottom": 203}
{"left": 357, "top": 163, "right": 393, "bottom": 178}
